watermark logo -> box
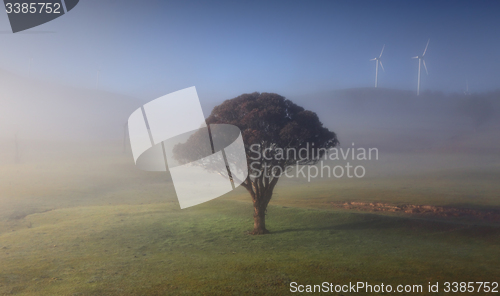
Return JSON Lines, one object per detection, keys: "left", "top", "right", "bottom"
{"left": 127, "top": 87, "right": 249, "bottom": 209}
{"left": 4, "top": 0, "right": 79, "bottom": 33}
{"left": 248, "top": 143, "right": 378, "bottom": 182}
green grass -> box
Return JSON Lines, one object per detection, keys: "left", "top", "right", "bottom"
{"left": 255, "top": 165, "right": 500, "bottom": 212}
{"left": 1, "top": 200, "right": 499, "bottom": 295}
{"left": 1, "top": 151, "right": 499, "bottom": 295}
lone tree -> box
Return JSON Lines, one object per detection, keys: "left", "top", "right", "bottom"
{"left": 175, "top": 92, "right": 338, "bottom": 234}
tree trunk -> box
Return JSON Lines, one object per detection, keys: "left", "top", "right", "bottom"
{"left": 251, "top": 203, "right": 269, "bottom": 235}
{"left": 242, "top": 177, "right": 279, "bottom": 235}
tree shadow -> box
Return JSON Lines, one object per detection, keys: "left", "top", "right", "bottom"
{"left": 272, "top": 218, "right": 401, "bottom": 234}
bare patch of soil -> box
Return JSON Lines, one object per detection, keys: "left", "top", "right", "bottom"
{"left": 331, "top": 201, "right": 500, "bottom": 223}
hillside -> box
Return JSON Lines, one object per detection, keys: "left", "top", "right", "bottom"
{"left": 0, "top": 69, "right": 144, "bottom": 140}
{"left": 289, "top": 87, "right": 500, "bottom": 154}
{"left": 0, "top": 69, "right": 144, "bottom": 164}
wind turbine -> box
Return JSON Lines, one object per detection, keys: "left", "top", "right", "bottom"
{"left": 370, "top": 44, "right": 385, "bottom": 88}
{"left": 412, "top": 39, "right": 429, "bottom": 96}
{"left": 463, "top": 79, "right": 469, "bottom": 95}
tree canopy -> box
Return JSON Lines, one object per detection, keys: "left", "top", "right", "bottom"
{"left": 174, "top": 92, "right": 338, "bottom": 234}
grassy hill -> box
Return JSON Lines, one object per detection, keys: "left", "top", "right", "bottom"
{"left": 0, "top": 199, "right": 499, "bottom": 295}
{"left": 289, "top": 87, "right": 500, "bottom": 154}
{"left": 1, "top": 81, "right": 499, "bottom": 294}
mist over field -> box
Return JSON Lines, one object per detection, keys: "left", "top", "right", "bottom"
{"left": 292, "top": 88, "right": 500, "bottom": 154}
{"left": 1, "top": 1, "right": 499, "bottom": 294}
{"left": 1, "top": 70, "right": 499, "bottom": 294}
{"left": 1, "top": 68, "right": 499, "bottom": 218}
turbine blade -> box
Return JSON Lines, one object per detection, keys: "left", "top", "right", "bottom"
{"left": 423, "top": 60, "right": 428, "bottom": 75}
{"left": 379, "top": 44, "right": 385, "bottom": 58}
{"left": 423, "top": 39, "right": 430, "bottom": 56}
{"left": 379, "top": 61, "right": 385, "bottom": 72}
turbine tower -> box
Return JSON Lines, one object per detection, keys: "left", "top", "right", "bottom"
{"left": 370, "top": 45, "right": 385, "bottom": 88}
{"left": 412, "top": 39, "right": 429, "bottom": 96}
{"left": 463, "top": 79, "right": 469, "bottom": 95}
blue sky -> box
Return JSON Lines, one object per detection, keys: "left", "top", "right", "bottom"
{"left": 0, "top": 0, "right": 499, "bottom": 102}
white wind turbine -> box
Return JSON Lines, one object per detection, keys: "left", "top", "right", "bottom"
{"left": 370, "top": 44, "right": 385, "bottom": 88}
{"left": 412, "top": 39, "right": 430, "bottom": 96}
{"left": 463, "top": 79, "right": 469, "bottom": 95}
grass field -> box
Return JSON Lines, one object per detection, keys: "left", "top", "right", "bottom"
{"left": 1, "top": 200, "right": 499, "bottom": 295}
{"left": 0, "top": 150, "right": 499, "bottom": 295}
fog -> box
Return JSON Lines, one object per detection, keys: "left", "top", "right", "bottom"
{"left": 1, "top": 2, "right": 499, "bottom": 293}
{"left": 1, "top": 66, "right": 499, "bottom": 171}
{"left": 0, "top": 68, "right": 142, "bottom": 164}
{"left": 291, "top": 88, "right": 500, "bottom": 154}
{"left": 1, "top": 66, "right": 499, "bottom": 222}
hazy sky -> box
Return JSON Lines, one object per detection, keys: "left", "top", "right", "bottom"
{"left": 0, "top": 0, "right": 499, "bottom": 102}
